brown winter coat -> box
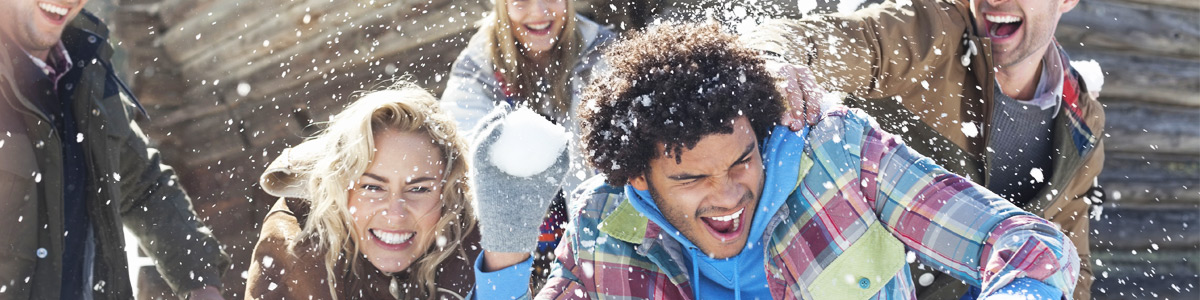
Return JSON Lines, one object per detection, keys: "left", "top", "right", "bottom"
{"left": 744, "top": 0, "right": 1105, "bottom": 299}
{"left": 245, "top": 147, "right": 481, "bottom": 300}
{"left": 0, "top": 11, "right": 229, "bottom": 300}
{"left": 244, "top": 198, "right": 481, "bottom": 300}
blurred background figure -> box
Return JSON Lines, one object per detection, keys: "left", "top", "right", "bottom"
{"left": 247, "top": 80, "right": 480, "bottom": 299}
{"left": 0, "top": 0, "right": 229, "bottom": 299}
{"left": 441, "top": 0, "right": 614, "bottom": 133}
{"left": 438, "top": 0, "right": 616, "bottom": 289}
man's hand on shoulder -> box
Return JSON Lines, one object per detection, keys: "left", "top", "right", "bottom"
{"left": 769, "top": 62, "right": 826, "bottom": 130}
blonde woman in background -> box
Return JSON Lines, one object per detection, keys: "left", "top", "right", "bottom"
{"left": 245, "top": 81, "right": 479, "bottom": 299}
{"left": 442, "top": 0, "right": 614, "bottom": 130}
{"left": 439, "top": 0, "right": 614, "bottom": 289}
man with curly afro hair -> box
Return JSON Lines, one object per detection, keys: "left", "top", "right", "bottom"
{"left": 478, "top": 22, "right": 1080, "bottom": 299}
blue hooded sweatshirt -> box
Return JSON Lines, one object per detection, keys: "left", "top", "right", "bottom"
{"left": 624, "top": 126, "right": 807, "bottom": 300}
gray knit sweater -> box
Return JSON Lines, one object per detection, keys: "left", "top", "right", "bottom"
{"left": 986, "top": 86, "right": 1057, "bottom": 205}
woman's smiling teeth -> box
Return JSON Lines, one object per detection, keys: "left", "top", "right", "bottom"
{"left": 526, "top": 22, "right": 551, "bottom": 32}
{"left": 371, "top": 229, "right": 413, "bottom": 245}
{"left": 39, "top": 2, "right": 70, "bottom": 16}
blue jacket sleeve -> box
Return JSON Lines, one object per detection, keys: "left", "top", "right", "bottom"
{"left": 471, "top": 254, "right": 534, "bottom": 300}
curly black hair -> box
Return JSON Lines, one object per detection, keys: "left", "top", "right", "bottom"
{"left": 579, "top": 22, "right": 784, "bottom": 186}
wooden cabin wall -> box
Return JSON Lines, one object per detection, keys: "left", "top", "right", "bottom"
{"left": 106, "top": 0, "right": 1196, "bottom": 298}
{"left": 1056, "top": 0, "right": 1199, "bottom": 298}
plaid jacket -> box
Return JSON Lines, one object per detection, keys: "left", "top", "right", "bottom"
{"left": 531, "top": 108, "right": 1078, "bottom": 299}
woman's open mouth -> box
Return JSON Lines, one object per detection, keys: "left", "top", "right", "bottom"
{"left": 985, "top": 14, "right": 1023, "bottom": 40}
{"left": 701, "top": 207, "right": 745, "bottom": 242}
{"left": 525, "top": 21, "right": 553, "bottom": 36}
{"left": 369, "top": 228, "right": 414, "bottom": 250}
{"left": 38, "top": 2, "right": 71, "bottom": 24}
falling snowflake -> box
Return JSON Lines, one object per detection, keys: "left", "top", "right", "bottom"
{"left": 960, "top": 121, "right": 978, "bottom": 138}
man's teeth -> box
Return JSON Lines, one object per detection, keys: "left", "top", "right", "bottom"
{"left": 39, "top": 3, "right": 69, "bottom": 16}
{"left": 527, "top": 22, "right": 551, "bottom": 31}
{"left": 372, "top": 229, "right": 413, "bottom": 245}
{"left": 710, "top": 208, "right": 744, "bottom": 222}
{"left": 985, "top": 15, "right": 1021, "bottom": 24}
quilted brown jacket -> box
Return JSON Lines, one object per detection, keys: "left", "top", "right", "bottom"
{"left": 244, "top": 198, "right": 481, "bottom": 300}
{"left": 246, "top": 147, "right": 481, "bottom": 300}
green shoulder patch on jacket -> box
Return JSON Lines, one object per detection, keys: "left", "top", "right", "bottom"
{"left": 599, "top": 201, "right": 649, "bottom": 244}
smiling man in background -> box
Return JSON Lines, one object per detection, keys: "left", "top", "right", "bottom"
{"left": 1, "top": 0, "right": 229, "bottom": 299}
{"left": 744, "top": 0, "right": 1106, "bottom": 298}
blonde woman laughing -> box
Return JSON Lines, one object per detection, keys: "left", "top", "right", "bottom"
{"left": 246, "top": 81, "right": 479, "bottom": 299}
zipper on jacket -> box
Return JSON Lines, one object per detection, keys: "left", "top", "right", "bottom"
{"left": 978, "top": 37, "right": 997, "bottom": 188}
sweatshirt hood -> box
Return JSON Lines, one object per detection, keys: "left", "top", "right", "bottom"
{"left": 260, "top": 141, "right": 325, "bottom": 198}
{"left": 624, "top": 125, "right": 808, "bottom": 298}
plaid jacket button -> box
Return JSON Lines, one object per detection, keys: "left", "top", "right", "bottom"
{"left": 858, "top": 278, "right": 870, "bottom": 289}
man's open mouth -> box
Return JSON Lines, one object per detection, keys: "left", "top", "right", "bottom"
{"left": 985, "top": 14, "right": 1023, "bottom": 39}
{"left": 701, "top": 207, "right": 744, "bottom": 242}
{"left": 38, "top": 2, "right": 70, "bottom": 22}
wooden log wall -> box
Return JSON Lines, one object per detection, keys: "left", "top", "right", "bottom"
{"left": 105, "top": 0, "right": 1196, "bottom": 298}
{"left": 1056, "top": 0, "right": 1200, "bottom": 298}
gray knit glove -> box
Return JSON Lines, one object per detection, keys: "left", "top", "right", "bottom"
{"left": 469, "top": 104, "right": 571, "bottom": 253}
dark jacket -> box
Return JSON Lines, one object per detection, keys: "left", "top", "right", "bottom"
{"left": 743, "top": 1, "right": 1105, "bottom": 298}
{"left": 0, "top": 11, "right": 230, "bottom": 300}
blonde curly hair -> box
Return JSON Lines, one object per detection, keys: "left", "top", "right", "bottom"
{"left": 286, "top": 80, "right": 475, "bottom": 299}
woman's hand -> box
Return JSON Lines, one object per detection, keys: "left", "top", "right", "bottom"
{"left": 469, "top": 104, "right": 571, "bottom": 254}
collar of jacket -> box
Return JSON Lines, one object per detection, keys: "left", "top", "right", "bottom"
{"left": 592, "top": 187, "right": 694, "bottom": 284}
{"left": 595, "top": 199, "right": 696, "bottom": 291}
{"left": 1023, "top": 43, "right": 1101, "bottom": 217}
{"left": 1052, "top": 41, "right": 1099, "bottom": 156}
{"left": 2, "top": 10, "right": 147, "bottom": 122}
{"left": 2, "top": 35, "right": 58, "bottom": 123}
{"left": 65, "top": 10, "right": 149, "bottom": 120}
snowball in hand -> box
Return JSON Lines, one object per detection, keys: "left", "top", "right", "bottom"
{"left": 488, "top": 108, "right": 570, "bottom": 178}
